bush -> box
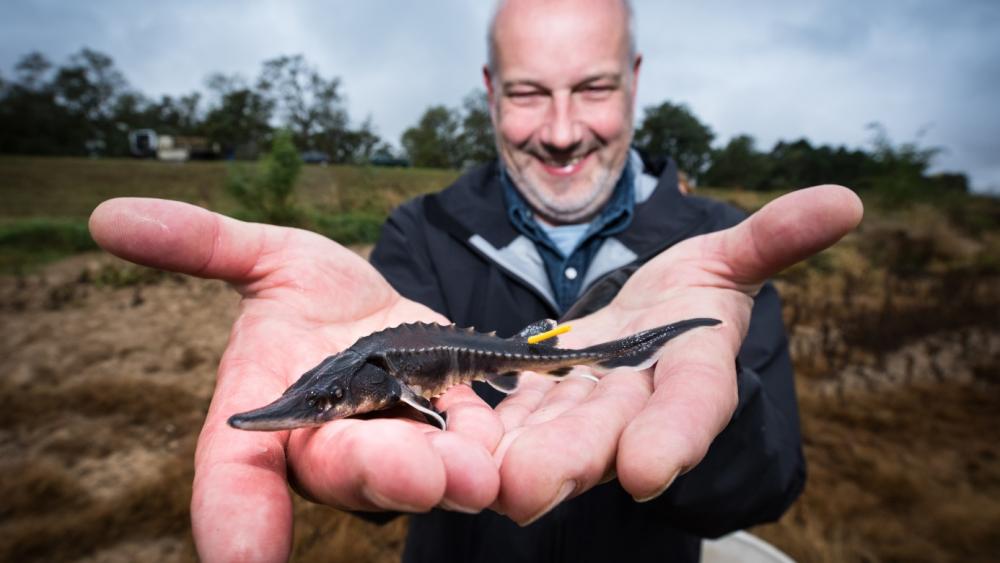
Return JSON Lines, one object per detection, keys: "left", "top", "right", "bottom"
{"left": 226, "top": 130, "right": 303, "bottom": 225}
{"left": 312, "top": 212, "right": 384, "bottom": 245}
{"left": 0, "top": 218, "right": 97, "bottom": 272}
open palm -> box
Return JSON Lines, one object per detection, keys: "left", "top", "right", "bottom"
{"left": 489, "top": 186, "right": 862, "bottom": 524}
{"left": 90, "top": 199, "right": 504, "bottom": 561}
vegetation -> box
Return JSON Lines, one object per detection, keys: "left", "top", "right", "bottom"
{"left": 1, "top": 179, "right": 997, "bottom": 561}
{"left": 225, "top": 130, "right": 303, "bottom": 224}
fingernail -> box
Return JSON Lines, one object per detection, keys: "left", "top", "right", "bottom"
{"left": 361, "top": 486, "right": 425, "bottom": 513}
{"left": 519, "top": 480, "right": 576, "bottom": 527}
{"left": 439, "top": 498, "right": 482, "bottom": 514}
{"left": 633, "top": 469, "right": 681, "bottom": 503}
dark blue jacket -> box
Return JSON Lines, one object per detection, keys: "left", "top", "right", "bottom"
{"left": 369, "top": 155, "right": 805, "bottom": 563}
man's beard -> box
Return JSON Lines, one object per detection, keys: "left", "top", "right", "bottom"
{"left": 501, "top": 134, "right": 630, "bottom": 224}
{"left": 511, "top": 162, "right": 621, "bottom": 224}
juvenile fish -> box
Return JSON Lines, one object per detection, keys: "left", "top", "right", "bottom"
{"left": 228, "top": 317, "right": 720, "bottom": 431}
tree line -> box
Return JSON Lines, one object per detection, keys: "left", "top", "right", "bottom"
{"left": 0, "top": 48, "right": 968, "bottom": 197}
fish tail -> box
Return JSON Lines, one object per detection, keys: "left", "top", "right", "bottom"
{"left": 590, "top": 317, "right": 722, "bottom": 371}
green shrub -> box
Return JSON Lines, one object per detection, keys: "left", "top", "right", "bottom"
{"left": 0, "top": 218, "right": 96, "bottom": 272}
{"left": 0, "top": 219, "right": 95, "bottom": 251}
{"left": 312, "top": 212, "right": 384, "bottom": 245}
{"left": 226, "top": 130, "right": 303, "bottom": 225}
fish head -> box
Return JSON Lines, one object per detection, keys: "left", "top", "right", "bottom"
{"left": 227, "top": 351, "right": 402, "bottom": 431}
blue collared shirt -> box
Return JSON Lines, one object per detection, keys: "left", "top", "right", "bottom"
{"left": 502, "top": 158, "right": 636, "bottom": 313}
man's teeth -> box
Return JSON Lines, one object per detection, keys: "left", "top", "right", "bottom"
{"left": 547, "top": 156, "right": 583, "bottom": 171}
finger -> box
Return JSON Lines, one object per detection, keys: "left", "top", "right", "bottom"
{"left": 89, "top": 197, "right": 269, "bottom": 282}
{"left": 287, "top": 418, "right": 447, "bottom": 513}
{"left": 191, "top": 359, "right": 295, "bottom": 562}
{"left": 493, "top": 374, "right": 556, "bottom": 431}
{"left": 717, "top": 185, "right": 863, "bottom": 285}
{"left": 496, "top": 369, "right": 651, "bottom": 525}
{"left": 616, "top": 328, "right": 740, "bottom": 501}
{"left": 429, "top": 431, "right": 500, "bottom": 513}
{"left": 430, "top": 386, "right": 504, "bottom": 511}
{"left": 434, "top": 384, "right": 504, "bottom": 453}
{"left": 519, "top": 374, "right": 597, "bottom": 427}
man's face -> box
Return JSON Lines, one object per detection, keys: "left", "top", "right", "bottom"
{"left": 486, "top": 0, "right": 640, "bottom": 224}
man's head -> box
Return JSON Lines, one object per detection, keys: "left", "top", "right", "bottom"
{"left": 485, "top": 0, "right": 641, "bottom": 225}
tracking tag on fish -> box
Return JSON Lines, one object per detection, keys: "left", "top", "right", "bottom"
{"left": 527, "top": 324, "right": 572, "bottom": 345}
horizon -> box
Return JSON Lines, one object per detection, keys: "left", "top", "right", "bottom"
{"left": 2, "top": 0, "right": 998, "bottom": 193}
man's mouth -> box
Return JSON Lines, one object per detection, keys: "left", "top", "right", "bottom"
{"left": 538, "top": 152, "right": 590, "bottom": 177}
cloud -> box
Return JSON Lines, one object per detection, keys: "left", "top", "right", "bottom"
{"left": 2, "top": 0, "right": 997, "bottom": 192}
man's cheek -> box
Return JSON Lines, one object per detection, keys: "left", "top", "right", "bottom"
{"left": 583, "top": 102, "right": 631, "bottom": 139}
{"left": 499, "top": 121, "right": 535, "bottom": 150}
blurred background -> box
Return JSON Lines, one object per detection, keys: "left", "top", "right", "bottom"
{"left": 1, "top": 1, "right": 997, "bottom": 561}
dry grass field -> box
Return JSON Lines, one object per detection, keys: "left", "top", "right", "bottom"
{"left": 1, "top": 158, "right": 998, "bottom": 561}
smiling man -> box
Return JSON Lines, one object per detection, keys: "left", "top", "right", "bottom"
{"left": 88, "top": 0, "right": 862, "bottom": 561}
{"left": 368, "top": 0, "right": 809, "bottom": 561}
{"left": 486, "top": 0, "right": 639, "bottom": 225}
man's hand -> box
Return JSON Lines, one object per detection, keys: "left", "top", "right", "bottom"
{"left": 490, "top": 185, "right": 863, "bottom": 524}
{"left": 89, "top": 199, "right": 504, "bottom": 562}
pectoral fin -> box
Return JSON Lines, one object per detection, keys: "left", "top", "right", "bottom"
{"left": 485, "top": 371, "right": 521, "bottom": 394}
{"left": 400, "top": 387, "right": 447, "bottom": 430}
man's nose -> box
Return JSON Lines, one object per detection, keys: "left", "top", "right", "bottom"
{"left": 540, "top": 92, "right": 582, "bottom": 151}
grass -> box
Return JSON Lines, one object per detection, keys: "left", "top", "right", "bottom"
{"left": 2, "top": 155, "right": 999, "bottom": 561}
{"left": 0, "top": 156, "right": 459, "bottom": 271}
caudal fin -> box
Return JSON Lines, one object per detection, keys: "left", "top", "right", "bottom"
{"left": 591, "top": 318, "right": 721, "bottom": 371}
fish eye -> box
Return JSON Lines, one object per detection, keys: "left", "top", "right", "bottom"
{"left": 332, "top": 386, "right": 345, "bottom": 400}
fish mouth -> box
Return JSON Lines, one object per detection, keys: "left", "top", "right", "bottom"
{"left": 227, "top": 392, "right": 325, "bottom": 431}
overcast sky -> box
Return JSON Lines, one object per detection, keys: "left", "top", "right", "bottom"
{"left": 3, "top": 0, "right": 998, "bottom": 193}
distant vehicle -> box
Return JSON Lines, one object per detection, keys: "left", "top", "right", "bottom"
{"left": 369, "top": 156, "right": 410, "bottom": 168}
{"left": 129, "top": 129, "right": 158, "bottom": 158}
{"left": 128, "top": 129, "right": 221, "bottom": 161}
{"left": 300, "top": 150, "right": 331, "bottom": 165}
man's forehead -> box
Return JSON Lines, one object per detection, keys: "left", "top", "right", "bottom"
{"left": 492, "top": 0, "right": 631, "bottom": 83}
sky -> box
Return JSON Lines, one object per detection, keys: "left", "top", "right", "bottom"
{"left": 3, "top": 0, "right": 999, "bottom": 193}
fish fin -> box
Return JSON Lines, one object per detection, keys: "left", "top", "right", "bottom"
{"left": 546, "top": 366, "right": 573, "bottom": 377}
{"left": 486, "top": 371, "right": 521, "bottom": 394}
{"left": 515, "top": 319, "right": 560, "bottom": 346}
{"left": 400, "top": 387, "right": 447, "bottom": 430}
{"left": 595, "top": 318, "right": 722, "bottom": 370}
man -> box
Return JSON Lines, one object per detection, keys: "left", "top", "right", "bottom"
{"left": 89, "top": 0, "right": 862, "bottom": 561}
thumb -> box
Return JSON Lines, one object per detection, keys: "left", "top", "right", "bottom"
{"left": 717, "top": 185, "right": 863, "bottom": 285}
{"left": 89, "top": 197, "right": 269, "bottom": 282}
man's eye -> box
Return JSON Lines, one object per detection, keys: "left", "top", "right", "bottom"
{"left": 579, "top": 85, "right": 615, "bottom": 99}
{"left": 506, "top": 91, "right": 544, "bottom": 104}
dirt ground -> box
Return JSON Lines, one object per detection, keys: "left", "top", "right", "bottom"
{"left": 1, "top": 248, "right": 998, "bottom": 562}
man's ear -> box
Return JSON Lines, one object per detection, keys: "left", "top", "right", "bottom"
{"left": 482, "top": 65, "right": 496, "bottom": 102}
{"left": 631, "top": 54, "right": 643, "bottom": 103}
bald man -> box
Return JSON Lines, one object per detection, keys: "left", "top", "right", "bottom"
{"left": 90, "top": 0, "right": 862, "bottom": 561}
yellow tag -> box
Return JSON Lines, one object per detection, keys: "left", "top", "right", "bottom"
{"left": 526, "top": 324, "right": 572, "bottom": 344}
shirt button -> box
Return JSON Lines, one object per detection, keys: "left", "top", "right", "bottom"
{"left": 564, "top": 267, "right": 578, "bottom": 280}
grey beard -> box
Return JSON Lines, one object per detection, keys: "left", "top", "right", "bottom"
{"left": 514, "top": 165, "right": 619, "bottom": 224}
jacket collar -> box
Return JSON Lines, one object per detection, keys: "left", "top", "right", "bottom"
{"left": 431, "top": 152, "right": 707, "bottom": 261}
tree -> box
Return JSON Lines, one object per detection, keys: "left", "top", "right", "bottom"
{"left": 0, "top": 52, "right": 71, "bottom": 154}
{"left": 634, "top": 101, "right": 714, "bottom": 181}
{"left": 51, "top": 48, "right": 133, "bottom": 155}
{"left": 702, "top": 134, "right": 770, "bottom": 190}
{"left": 457, "top": 90, "right": 496, "bottom": 166}
{"left": 401, "top": 105, "right": 461, "bottom": 168}
{"left": 255, "top": 55, "right": 349, "bottom": 153}
{"left": 203, "top": 73, "right": 274, "bottom": 158}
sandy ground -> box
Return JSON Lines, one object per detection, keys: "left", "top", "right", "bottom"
{"left": 1, "top": 251, "right": 998, "bottom": 562}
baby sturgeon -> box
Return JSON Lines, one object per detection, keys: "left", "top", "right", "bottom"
{"left": 228, "top": 317, "right": 720, "bottom": 431}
